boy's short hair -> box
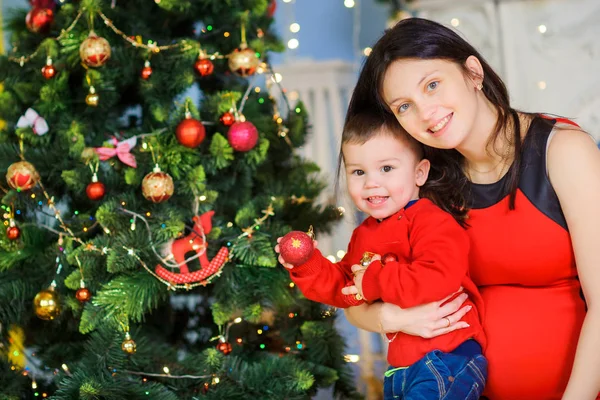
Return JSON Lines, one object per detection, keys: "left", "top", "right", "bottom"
{"left": 342, "top": 112, "right": 423, "bottom": 159}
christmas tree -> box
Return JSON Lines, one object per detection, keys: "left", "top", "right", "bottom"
{"left": 0, "top": 0, "right": 361, "bottom": 398}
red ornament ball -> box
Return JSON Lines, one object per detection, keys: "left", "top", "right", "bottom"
{"left": 194, "top": 58, "right": 214, "bottom": 77}
{"left": 227, "top": 121, "right": 258, "bottom": 152}
{"left": 142, "top": 170, "right": 174, "bottom": 203}
{"left": 86, "top": 181, "right": 105, "bottom": 201}
{"left": 80, "top": 31, "right": 111, "bottom": 67}
{"left": 382, "top": 252, "right": 398, "bottom": 265}
{"left": 267, "top": 0, "right": 277, "bottom": 17}
{"left": 216, "top": 341, "right": 232, "bottom": 355}
{"left": 6, "top": 161, "right": 40, "bottom": 191}
{"left": 7, "top": 226, "right": 21, "bottom": 241}
{"left": 279, "top": 231, "right": 315, "bottom": 266}
{"left": 75, "top": 287, "right": 91, "bottom": 303}
{"left": 41, "top": 63, "right": 56, "bottom": 79}
{"left": 219, "top": 111, "right": 235, "bottom": 127}
{"left": 176, "top": 118, "right": 206, "bottom": 148}
{"left": 141, "top": 65, "right": 153, "bottom": 80}
{"left": 26, "top": 7, "right": 54, "bottom": 34}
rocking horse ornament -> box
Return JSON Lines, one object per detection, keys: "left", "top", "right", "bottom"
{"left": 155, "top": 211, "right": 229, "bottom": 286}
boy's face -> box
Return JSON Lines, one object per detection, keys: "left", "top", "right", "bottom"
{"left": 343, "top": 132, "right": 429, "bottom": 220}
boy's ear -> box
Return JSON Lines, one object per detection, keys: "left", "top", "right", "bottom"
{"left": 415, "top": 159, "right": 430, "bottom": 187}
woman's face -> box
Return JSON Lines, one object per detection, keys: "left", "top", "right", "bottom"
{"left": 381, "top": 58, "right": 481, "bottom": 150}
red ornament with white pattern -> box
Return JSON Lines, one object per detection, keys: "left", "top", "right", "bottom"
{"left": 227, "top": 120, "right": 258, "bottom": 152}
{"left": 154, "top": 211, "right": 229, "bottom": 286}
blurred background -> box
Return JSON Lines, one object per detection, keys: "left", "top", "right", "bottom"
{"left": 3, "top": 0, "right": 598, "bottom": 398}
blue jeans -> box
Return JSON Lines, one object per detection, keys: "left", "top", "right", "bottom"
{"left": 383, "top": 350, "right": 487, "bottom": 400}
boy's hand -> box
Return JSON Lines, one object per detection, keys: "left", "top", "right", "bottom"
{"left": 340, "top": 254, "right": 381, "bottom": 301}
{"left": 275, "top": 237, "right": 318, "bottom": 270}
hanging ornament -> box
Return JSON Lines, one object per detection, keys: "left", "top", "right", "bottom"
{"left": 75, "top": 279, "right": 91, "bottom": 303}
{"left": 141, "top": 60, "right": 153, "bottom": 80}
{"left": 155, "top": 211, "right": 229, "bottom": 285}
{"left": 202, "top": 382, "right": 210, "bottom": 394}
{"left": 279, "top": 226, "right": 315, "bottom": 266}
{"left": 142, "top": 165, "right": 174, "bottom": 203}
{"left": 6, "top": 220, "right": 21, "bottom": 241}
{"left": 121, "top": 332, "right": 137, "bottom": 354}
{"left": 227, "top": 120, "right": 258, "bottom": 152}
{"left": 41, "top": 56, "right": 56, "bottom": 79}
{"left": 33, "top": 287, "right": 61, "bottom": 320}
{"left": 216, "top": 337, "right": 232, "bottom": 355}
{"left": 382, "top": 252, "right": 399, "bottom": 266}
{"left": 26, "top": 7, "right": 54, "bottom": 34}
{"left": 194, "top": 51, "right": 214, "bottom": 77}
{"left": 86, "top": 85, "right": 99, "bottom": 107}
{"left": 175, "top": 112, "right": 205, "bottom": 148}
{"left": 80, "top": 31, "right": 111, "bottom": 67}
{"left": 86, "top": 173, "right": 105, "bottom": 201}
{"left": 75, "top": 287, "right": 91, "bottom": 302}
{"left": 227, "top": 46, "right": 260, "bottom": 77}
{"left": 219, "top": 111, "right": 235, "bottom": 127}
{"left": 6, "top": 160, "right": 40, "bottom": 191}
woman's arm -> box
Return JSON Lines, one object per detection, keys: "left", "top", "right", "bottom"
{"left": 344, "top": 290, "right": 471, "bottom": 338}
{"left": 548, "top": 129, "right": 600, "bottom": 400}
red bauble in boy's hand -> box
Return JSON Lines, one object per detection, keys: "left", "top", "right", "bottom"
{"left": 382, "top": 252, "right": 398, "bottom": 266}
{"left": 279, "top": 231, "right": 314, "bottom": 266}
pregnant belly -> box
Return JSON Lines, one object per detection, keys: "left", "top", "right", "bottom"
{"left": 480, "top": 282, "right": 586, "bottom": 400}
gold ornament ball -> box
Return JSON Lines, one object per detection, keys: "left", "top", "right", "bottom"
{"left": 142, "top": 169, "right": 174, "bottom": 203}
{"left": 228, "top": 47, "right": 260, "bottom": 77}
{"left": 86, "top": 86, "right": 99, "bottom": 107}
{"left": 33, "top": 289, "right": 61, "bottom": 320}
{"left": 6, "top": 161, "right": 40, "bottom": 191}
{"left": 121, "top": 334, "right": 137, "bottom": 354}
{"left": 80, "top": 31, "right": 112, "bottom": 67}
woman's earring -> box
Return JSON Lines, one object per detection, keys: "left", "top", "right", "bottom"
{"left": 476, "top": 83, "right": 483, "bottom": 91}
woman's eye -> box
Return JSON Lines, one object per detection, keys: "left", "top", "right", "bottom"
{"left": 398, "top": 103, "right": 410, "bottom": 113}
{"left": 427, "top": 81, "right": 439, "bottom": 91}
{"left": 382, "top": 166, "right": 393, "bottom": 173}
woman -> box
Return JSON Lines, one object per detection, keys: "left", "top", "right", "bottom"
{"left": 342, "top": 17, "right": 600, "bottom": 400}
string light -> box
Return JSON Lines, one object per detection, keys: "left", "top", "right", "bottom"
{"left": 287, "top": 39, "right": 299, "bottom": 49}
{"left": 450, "top": 18, "right": 460, "bottom": 27}
{"left": 538, "top": 24, "right": 547, "bottom": 34}
{"left": 344, "top": 354, "right": 360, "bottom": 363}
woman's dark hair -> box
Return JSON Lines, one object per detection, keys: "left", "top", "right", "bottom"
{"left": 345, "top": 17, "right": 529, "bottom": 210}
{"left": 336, "top": 112, "right": 468, "bottom": 224}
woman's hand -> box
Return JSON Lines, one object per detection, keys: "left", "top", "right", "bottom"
{"left": 380, "top": 290, "right": 472, "bottom": 338}
{"left": 344, "top": 289, "right": 471, "bottom": 338}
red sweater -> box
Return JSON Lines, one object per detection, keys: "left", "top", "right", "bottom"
{"left": 289, "top": 199, "right": 486, "bottom": 367}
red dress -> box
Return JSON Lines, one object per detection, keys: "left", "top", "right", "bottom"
{"left": 466, "top": 116, "right": 588, "bottom": 399}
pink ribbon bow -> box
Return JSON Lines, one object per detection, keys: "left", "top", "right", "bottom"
{"left": 95, "top": 136, "right": 137, "bottom": 168}
{"left": 16, "top": 108, "right": 49, "bottom": 136}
